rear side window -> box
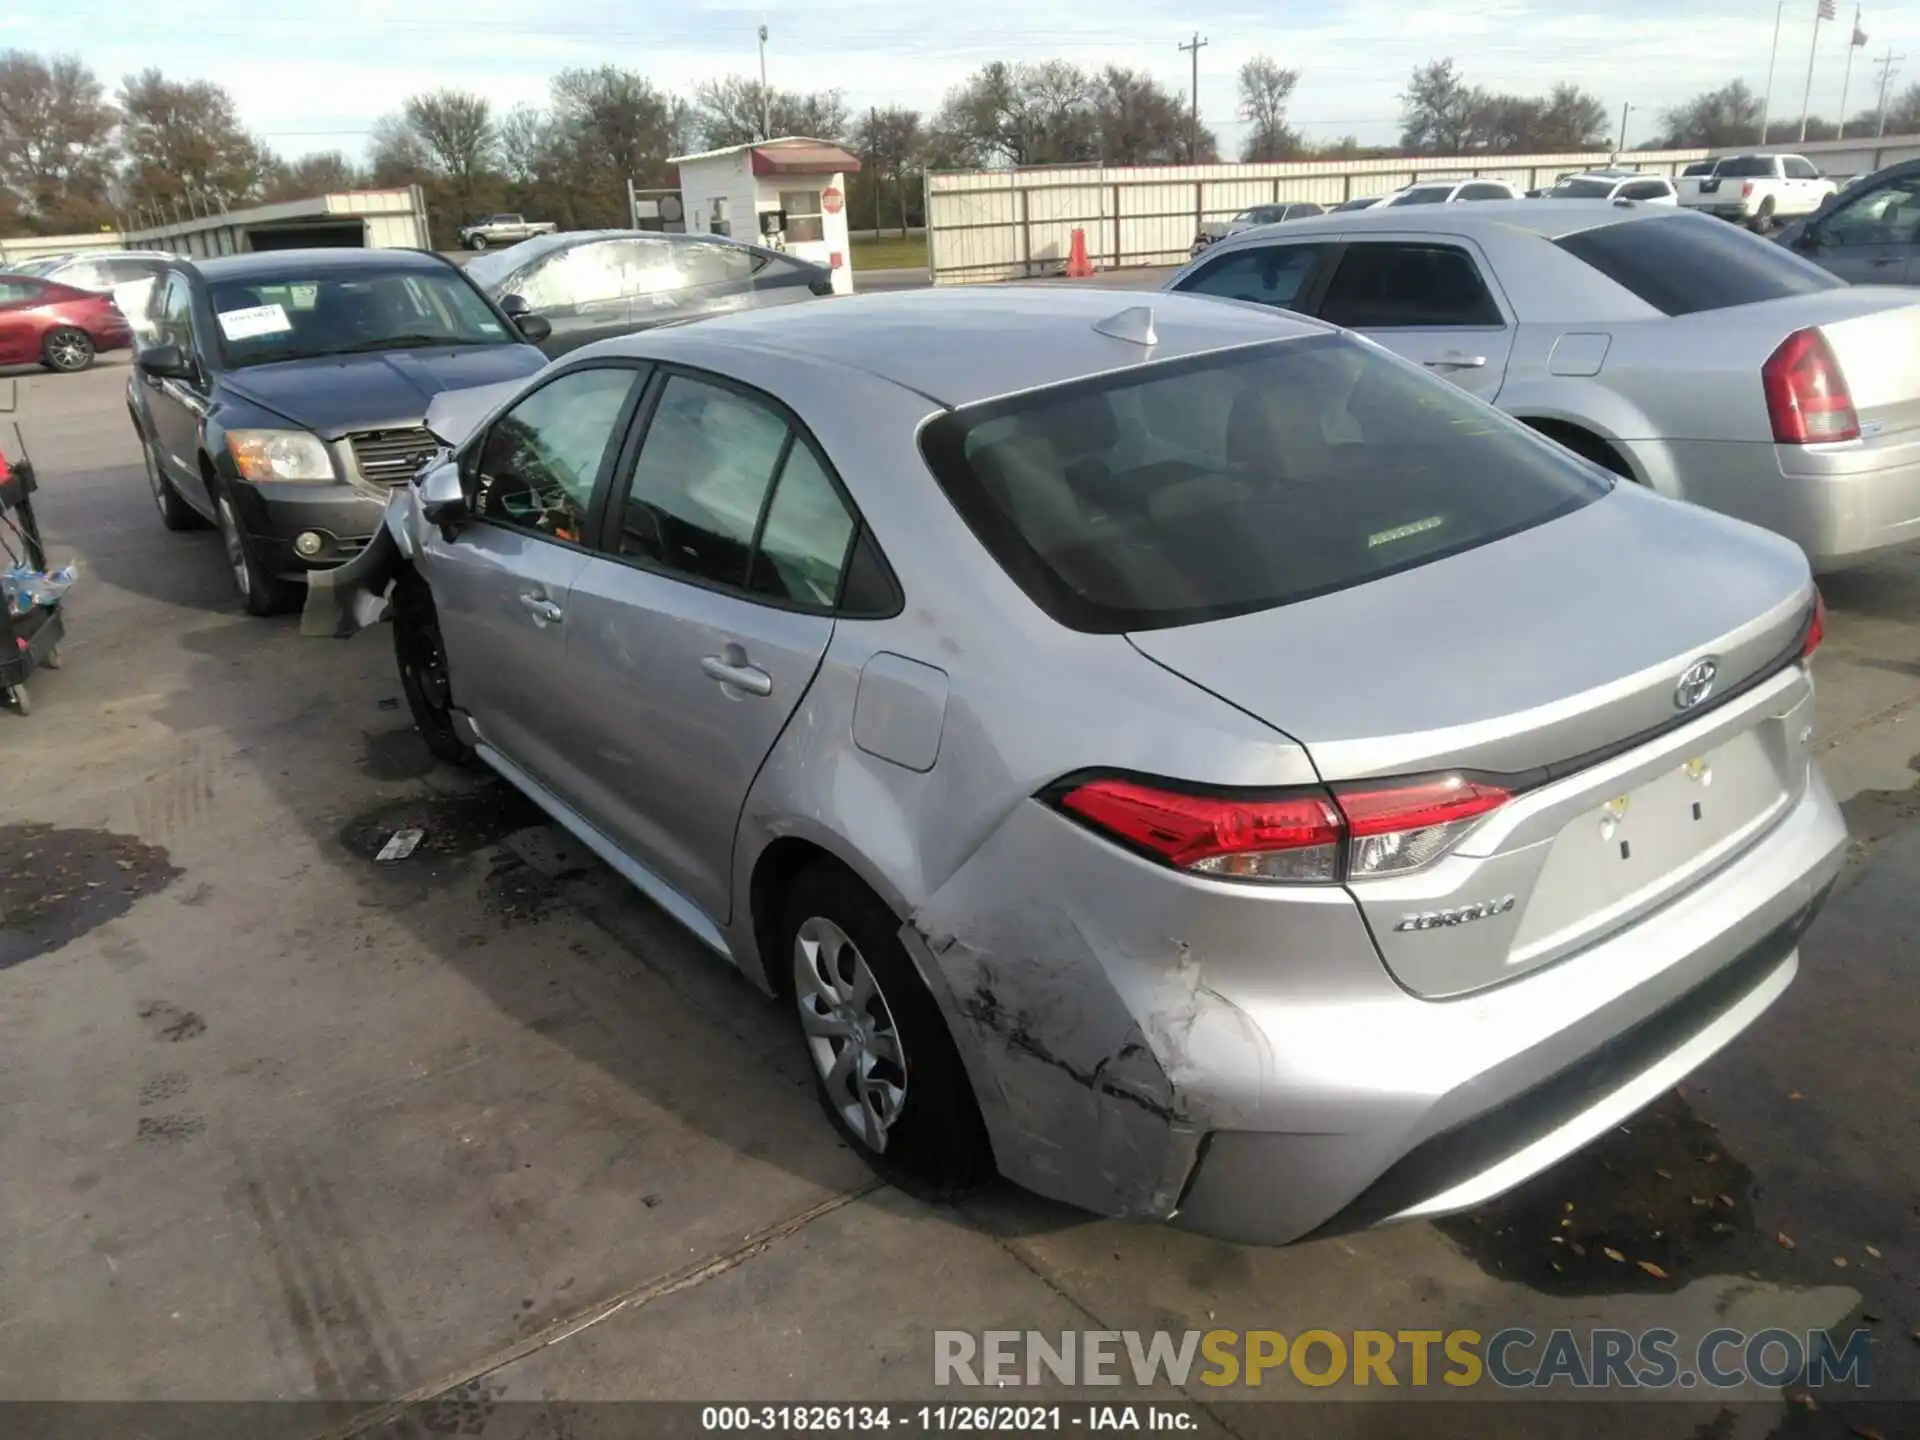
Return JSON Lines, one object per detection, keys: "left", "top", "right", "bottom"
{"left": 1553, "top": 178, "right": 1615, "bottom": 198}
{"left": 918, "top": 335, "right": 1607, "bottom": 633}
{"left": 1391, "top": 187, "right": 1450, "bottom": 205}
{"left": 1621, "top": 181, "right": 1672, "bottom": 201}
{"left": 1457, "top": 183, "right": 1511, "bottom": 200}
{"left": 1556, "top": 213, "right": 1842, "bottom": 316}
{"left": 1317, "top": 243, "right": 1504, "bottom": 328}
{"left": 1176, "top": 244, "right": 1328, "bottom": 312}
{"left": 1715, "top": 156, "right": 1776, "bottom": 178}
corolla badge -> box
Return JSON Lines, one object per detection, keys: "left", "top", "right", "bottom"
{"left": 1394, "top": 895, "right": 1516, "bottom": 932}
{"left": 1674, "top": 657, "right": 1719, "bottom": 711}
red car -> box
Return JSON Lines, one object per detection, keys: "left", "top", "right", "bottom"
{"left": 0, "top": 274, "right": 132, "bottom": 373}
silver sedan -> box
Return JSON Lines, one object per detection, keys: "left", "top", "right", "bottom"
{"left": 1165, "top": 201, "right": 1920, "bottom": 571}
{"left": 313, "top": 287, "right": 1844, "bottom": 1245}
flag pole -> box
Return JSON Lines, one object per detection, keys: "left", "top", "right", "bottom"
{"left": 1760, "top": 0, "right": 1787, "bottom": 142}
{"left": 1799, "top": 0, "right": 1827, "bottom": 142}
{"left": 1837, "top": 5, "right": 1862, "bottom": 136}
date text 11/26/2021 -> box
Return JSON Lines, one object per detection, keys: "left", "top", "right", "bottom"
{"left": 700, "top": 1405, "right": 1198, "bottom": 1432}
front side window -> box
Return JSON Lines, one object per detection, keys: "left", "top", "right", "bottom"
{"left": 780, "top": 189, "right": 825, "bottom": 243}
{"left": 1457, "top": 183, "right": 1510, "bottom": 200}
{"left": 1317, "top": 243, "right": 1504, "bottom": 328}
{"left": 154, "top": 275, "right": 194, "bottom": 351}
{"left": 918, "top": 335, "right": 1606, "bottom": 634}
{"left": 1818, "top": 177, "right": 1920, "bottom": 246}
{"left": 517, "top": 242, "right": 626, "bottom": 309}
{"left": 1175, "top": 243, "right": 1329, "bottom": 312}
{"left": 1784, "top": 157, "right": 1820, "bottom": 180}
{"left": 472, "top": 368, "right": 639, "bottom": 542}
{"left": 1389, "top": 187, "right": 1451, "bottom": 206}
{"left": 613, "top": 374, "right": 862, "bottom": 608}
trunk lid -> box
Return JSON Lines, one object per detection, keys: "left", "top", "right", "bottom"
{"left": 1806, "top": 291, "right": 1920, "bottom": 445}
{"left": 1129, "top": 484, "right": 1819, "bottom": 997}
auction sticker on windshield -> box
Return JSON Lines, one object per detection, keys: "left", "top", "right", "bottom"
{"left": 217, "top": 303, "right": 293, "bottom": 341}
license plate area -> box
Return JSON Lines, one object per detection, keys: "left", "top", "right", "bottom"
{"left": 1506, "top": 726, "right": 1793, "bottom": 966}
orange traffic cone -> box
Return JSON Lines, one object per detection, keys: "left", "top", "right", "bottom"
{"left": 1065, "top": 227, "right": 1094, "bottom": 278}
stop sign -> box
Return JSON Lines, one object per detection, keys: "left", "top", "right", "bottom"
{"left": 822, "top": 186, "right": 844, "bottom": 215}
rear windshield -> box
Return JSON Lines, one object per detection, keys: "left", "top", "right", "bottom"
{"left": 1556, "top": 212, "right": 1843, "bottom": 316}
{"left": 1714, "top": 156, "right": 1777, "bottom": 177}
{"left": 918, "top": 335, "right": 1609, "bottom": 633}
{"left": 1552, "top": 178, "right": 1616, "bottom": 198}
{"left": 1682, "top": 161, "right": 1717, "bottom": 177}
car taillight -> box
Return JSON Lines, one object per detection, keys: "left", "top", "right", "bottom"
{"left": 1763, "top": 329, "right": 1859, "bottom": 444}
{"left": 1741, "top": 179, "right": 1755, "bottom": 199}
{"left": 1053, "top": 773, "right": 1509, "bottom": 884}
{"left": 1802, "top": 591, "right": 1825, "bottom": 659}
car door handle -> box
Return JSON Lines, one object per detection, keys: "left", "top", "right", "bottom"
{"left": 701, "top": 655, "right": 773, "bottom": 697}
{"left": 1424, "top": 353, "right": 1488, "bottom": 369}
{"left": 518, "top": 593, "right": 563, "bottom": 624}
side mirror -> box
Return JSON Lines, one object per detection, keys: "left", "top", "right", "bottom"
{"left": 499, "top": 293, "right": 531, "bottom": 317}
{"left": 807, "top": 274, "right": 835, "bottom": 297}
{"left": 136, "top": 342, "right": 194, "bottom": 380}
{"left": 417, "top": 463, "right": 469, "bottom": 533}
{"left": 513, "top": 313, "right": 552, "bottom": 343}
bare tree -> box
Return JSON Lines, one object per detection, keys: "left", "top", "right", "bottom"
{"left": 1237, "top": 56, "right": 1300, "bottom": 162}
{"left": 931, "top": 60, "right": 1102, "bottom": 168}
{"left": 1399, "top": 58, "right": 1479, "bottom": 152}
{"left": 548, "top": 67, "right": 681, "bottom": 226}
{"left": 1655, "top": 80, "right": 1764, "bottom": 148}
{"left": 496, "top": 104, "right": 556, "bottom": 186}
{"left": 854, "top": 106, "right": 924, "bottom": 235}
{"left": 0, "top": 51, "right": 117, "bottom": 231}
{"left": 1093, "top": 66, "right": 1197, "bottom": 164}
{"left": 400, "top": 89, "right": 496, "bottom": 213}
{"left": 118, "top": 68, "right": 269, "bottom": 212}
{"left": 261, "top": 149, "right": 362, "bottom": 202}
{"left": 693, "top": 76, "right": 850, "bottom": 149}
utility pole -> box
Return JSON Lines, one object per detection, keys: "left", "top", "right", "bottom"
{"left": 757, "top": 24, "right": 771, "bottom": 140}
{"left": 1874, "top": 49, "right": 1905, "bottom": 136}
{"left": 1615, "top": 102, "right": 1634, "bottom": 159}
{"left": 1836, "top": 3, "right": 1863, "bottom": 137}
{"left": 1759, "top": 0, "right": 1786, "bottom": 142}
{"left": 1178, "top": 32, "right": 1209, "bottom": 162}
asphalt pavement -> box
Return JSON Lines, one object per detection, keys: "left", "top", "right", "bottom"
{"left": 1, "top": 353, "right": 1918, "bottom": 1439}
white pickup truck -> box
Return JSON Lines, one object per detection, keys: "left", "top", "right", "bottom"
{"left": 1675, "top": 153, "right": 1836, "bottom": 232}
{"left": 457, "top": 214, "right": 558, "bottom": 251}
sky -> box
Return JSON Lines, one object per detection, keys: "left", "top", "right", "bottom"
{"left": 5, "top": 0, "right": 1907, "bottom": 159}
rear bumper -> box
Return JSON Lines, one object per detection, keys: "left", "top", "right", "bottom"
{"left": 909, "top": 762, "right": 1846, "bottom": 1246}
{"left": 1657, "top": 436, "right": 1920, "bottom": 570}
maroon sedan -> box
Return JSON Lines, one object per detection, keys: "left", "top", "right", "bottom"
{"left": 0, "top": 274, "right": 132, "bottom": 373}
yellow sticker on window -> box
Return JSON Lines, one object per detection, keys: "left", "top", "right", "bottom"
{"left": 1367, "top": 516, "right": 1446, "bottom": 548}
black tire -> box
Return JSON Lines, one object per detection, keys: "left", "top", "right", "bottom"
{"left": 211, "top": 480, "right": 302, "bottom": 617}
{"left": 781, "top": 861, "right": 993, "bottom": 1200}
{"left": 41, "top": 327, "right": 94, "bottom": 373}
{"left": 393, "top": 580, "right": 477, "bottom": 766}
{"left": 6, "top": 682, "right": 29, "bottom": 716}
{"left": 468, "top": 233, "right": 488, "bottom": 251}
{"left": 1750, "top": 199, "right": 1777, "bottom": 234}
{"left": 1527, "top": 421, "right": 1636, "bottom": 481}
{"left": 140, "top": 427, "right": 205, "bottom": 532}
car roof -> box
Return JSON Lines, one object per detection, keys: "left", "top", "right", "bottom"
{"left": 184, "top": 248, "right": 457, "bottom": 280}
{"left": 1217, "top": 197, "right": 1672, "bottom": 245}
{"left": 594, "top": 286, "right": 1331, "bottom": 409}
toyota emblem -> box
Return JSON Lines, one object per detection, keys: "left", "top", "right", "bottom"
{"left": 1674, "top": 657, "right": 1719, "bottom": 711}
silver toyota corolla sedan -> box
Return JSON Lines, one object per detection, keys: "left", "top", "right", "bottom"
{"left": 1164, "top": 201, "right": 1920, "bottom": 571}
{"left": 310, "top": 287, "right": 1845, "bottom": 1246}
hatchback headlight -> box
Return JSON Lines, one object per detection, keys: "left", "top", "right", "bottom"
{"left": 226, "top": 429, "right": 335, "bottom": 483}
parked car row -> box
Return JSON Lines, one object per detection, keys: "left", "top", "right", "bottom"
{"left": 95, "top": 178, "right": 1913, "bottom": 1247}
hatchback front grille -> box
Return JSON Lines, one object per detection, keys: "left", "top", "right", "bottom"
{"left": 349, "top": 427, "right": 439, "bottom": 487}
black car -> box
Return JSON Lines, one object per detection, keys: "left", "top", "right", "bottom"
{"left": 461, "top": 230, "right": 834, "bottom": 357}
{"left": 127, "top": 248, "right": 551, "bottom": 614}
{"left": 1774, "top": 158, "right": 1920, "bottom": 286}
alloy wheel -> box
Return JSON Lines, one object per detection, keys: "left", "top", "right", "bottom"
{"left": 793, "top": 916, "right": 908, "bottom": 1152}
{"left": 46, "top": 330, "right": 91, "bottom": 371}
{"left": 217, "top": 497, "right": 250, "bottom": 596}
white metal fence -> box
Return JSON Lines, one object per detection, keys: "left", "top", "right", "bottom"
{"left": 926, "top": 132, "right": 1920, "bottom": 284}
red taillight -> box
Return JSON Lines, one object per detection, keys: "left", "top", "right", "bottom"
{"left": 1055, "top": 773, "right": 1509, "bottom": 884}
{"left": 1802, "top": 591, "right": 1825, "bottom": 659}
{"left": 1763, "top": 329, "right": 1859, "bottom": 444}
{"left": 1741, "top": 179, "right": 1755, "bottom": 199}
